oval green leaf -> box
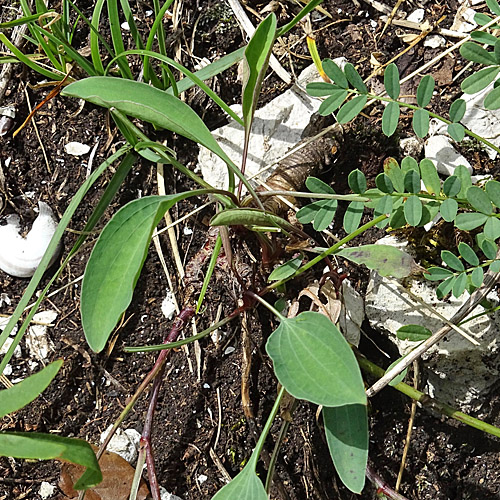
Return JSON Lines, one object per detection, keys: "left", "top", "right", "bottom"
{"left": 323, "top": 58, "right": 348, "bottom": 88}
{"left": 447, "top": 123, "right": 465, "bottom": 142}
{"left": 384, "top": 157, "right": 404, "bottom": 193}
{"left": 323, "top": 404, "right": 368, "bottom": 494}
{"left": 452, "top": 272, "right": 467, "bottom": 298}
{"left": 484, "top": 216, "right": 500, "bottom": 240}
{"left": 401, "top": 156, "right": 419, "bottom": 174}
{"left": 461, "top": 66, "right": 500, "bottom": 94}
{"left": 471, "top": 266, "right": 484, "bottom": 288}
{"left": 484, "top": 84, "right": 500, "bottom": 110}
{"left": 416, "top": 75, "right": 435, "bottom": 108}
{"left": 458, "top": 242, "right": 479, "bottom": 266}
{"left": 441, "top": 249, "right": 464, "bottom": 272}
{"left": 455, "top": 212, "right": 488, "bottom": 230}
{"left": 318, "top": 89, "right": 349, "bottom": 115}
{"left": 375, "top": 172, "right": 394, "bottom": 193}
{"left": 382, "top": 101, "right": 400, "bottom": 137}
{"left": 344, "top": 63, "right": 368, "bottom": 93}
{"left": 313, "top": 200, "right": 338, "bottom": 231}
{"left": 455, "top": 165, "right": 473, "bottom": 198}
{"left": 266, "top": 312, "right": 366, "bottom": 406}
{"left": 343, "top": 201, "right": 364, "bottom": 233}
{"left": 348, "top": 169, "right": 367, "bottom": 194}
{"left": 404, "top": 195, "right": 423, "bottom": 226}
{"left": 337, "top": 95, "right": 368, "bottom": 124}
{"left": 460, "top": 42, "right": 497, "bottom": 65}
{"left": 268, "top": 256, "right": 303, "bottom": 281}
{"left": 404, "top": 170, "right": 421, "bottom": 194}
{"left": 440, "top": 198, "right": 458, "bottom": 222}
{"left": 396, "top": 324, "right": 432, "bottom": 341}
{"left": 437, "top": 276, "right": 455, "bottom": 299}
{"left": 419, "top": 158, "right": 440, "bottom": 195}
{"left": 486, "top": 180, "right": 500, "bottom": 207}
{"left": 449, "top": 99, "right": 467, "bottom": 122}
{"left": 412, "top": 109, "right": 429, "bottom": 138}
{"left": 443, "top": 175, "right": 461, "bottom": 197}
{"left": 467, "top": 185, "right": 493, "bottom": 214}
{"left": 307, "top": 82, "right": 344, "bottom": 97}
{"left": 425, "top": 266, "right": 454, "bottom": 281}
{"left": 384, "top": 63, "right": 400, "bottom": 100}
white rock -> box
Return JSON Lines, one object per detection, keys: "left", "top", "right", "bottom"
{"left": 365, "top": 237, "right": 500, "bottom": 411}
{"left": 183, "top": 226, "right": 193, "bottom": 235}
{"left": 424, "top": 135, "right": 472, "bottom": 176}
{"left": 407, "top": 9, "right": 425, "bottom": 23}
{"left": 3, "top": 364, "right": 12, "bottom": 376}
{"left": 0, "top": 316, "right": 17, "bottom": 337}
{"left": 423, "top": 35, "right": 446, "bottom": 48}
{"left": 197, "top": 474, "right": 208, "bottom": 484}
{"left": 64, "top": 141, "right": 91, "bottom": 156}
{"left": 161, "top": 290, "right": 177, "bottom": 320}
{"left": 0, "top": 337, "right": 21, "bottom": 358}
{"left": 198, "top": 62, "right": 346, "bottom": 190}
{"left": 0, "top": 293, "right": 11, "bottom": 308}
{"left": 400, "top": 137, "right": 423, "bottom": 157}
{"left": 39, "top": 481, "right": 55, "bottom": 499}
{"left": 224, "top": 346, "right": 235, "bottom": 355}
{"left": 26, "top": 310, "right": 57, "bottom": 362}
{"left": 121, "top": 21, "right": 130, "bottom": 30}
{"left": 100, "top": 425, "right": 141, "bottom": 463}
{"left": 160, "top": 486, "right": 183, "bottom": 500}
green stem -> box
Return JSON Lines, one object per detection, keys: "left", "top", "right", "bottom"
{"left": 248, "top": 292, "right": 286, "bottom": 321}
{"left": 265, "top": 214, "right": 388, "bottom": 293}
{"left": 357, "top": 354, "right": 500, "bottom": 439}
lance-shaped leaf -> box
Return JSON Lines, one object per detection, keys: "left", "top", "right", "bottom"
{"left": 337, "top": 244, "right": 419, "bottom": 278}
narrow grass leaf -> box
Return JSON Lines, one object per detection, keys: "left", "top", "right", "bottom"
{"left": 449, "top": 99, "right": 467, "bottom": 122}
{"left": 348, "top": 169, "right": 367, "bottom": 194}
{"left": 471, "top": 266, "right": 484, "bottom": 288}
{"left": 441, "top": 250, "right": 465, "bottom": 272}
{"left": 322, "top": 59, "right": 348, "bottom": 88}
{"left": 384, "top": 63, "right": 400, "bottom": 99}
{"left": 0, "top": 433, "right": 101, "bottom": 489}
{"left": 81, "top": 192, "right": 210, "bottom": 352}
{"left": 384, "top": 157, "right": 404, "bottom": 193}
{"left": 344, "top": 63, "right": 367, "bottom": 93}
{"left": 448, "top": 123, "right": 465, "bottom": 142}
{"left": 338, "top": 244, "right": 417, "bottom": 278}
{"left": 343, "top": 201, "right": 364, "bottom": 233}
{"left": 440, "top": 198, "right": 458, "bottom": 222}
{"left": 375, "top": 173, "right": 394, "bottom": 193}
{"left": 323, "top": 405, "right": 368, "bottom": 494}
{"left": 455, "top": 212, "right": 488, "bottom": 230}
{"left": 416, "top": 75, "right": 434, "bottom": 107}
{"left": 404, "top": 195, "right": 422, "bottom": 226}
{"left": 425, "top": 267, "right": 454, "bottom": 281}
{"left": 486, "top": 180, "right": 500, "bottom": 207}
{"left": 382, "top": 101, "right": 400, "bottom": 137}
{"left": 276, "top": 0, "right": 323, "bottom": 37}
{"left": 196, "top": 233, "right": 222, "bottom": 313}
{"left": 484, "top": 216, "right": 500, "bottom": 240}
{"left": 397, "top": 324, "right": 432, "bottom": 341}
{"left": 467, "top": 185, "right": 493, "bottom": 214}
{"left": 269, "top": 256, "right": 303, "bottom": 281}
{"left": 266, "top": 312, "right": 366, "bottom": 406}
{"left": 0, "top": 361, "right": 62, "bottom": 418}
{"left": 106, "top": 0, "right": 133, "bottom": 79}
{"left": 458, "top": 242, "right": 480, "bottom": 266}
{"left": 437, "top": 276, "right": 455, "bottom": 298}
{"left": 337, "top": 95, "right": 368, "bottom": 124}
{"left": 318, "top": 90, "right": 349, "bottom": 115}
{"left": 484, "top": 84, "right": 500, "bottom": 109}
{"left": 419, "top": 158, "right": 441, "bottom": 195}
{"left": 462, "top": 66, "right": 500, "bottom": 94}
{"left": 412, "top": 109, "right": 429, "bottom": 138}
{"left": 404, "top": 170, "right": 421, "bottom": 194}
{"left": 460, "top": 42, "right": 497, "bottom": 65}
{"left": 452, "top": 272, "right": 467, "bottom": 297}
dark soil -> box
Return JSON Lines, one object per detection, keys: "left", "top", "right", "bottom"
{"left": 1, "top": 1, "right": 500, "bottom": 500}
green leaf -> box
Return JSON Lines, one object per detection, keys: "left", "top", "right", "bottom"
{"left": 442, "top": 175, "right": 461, "bottom": 197}
{"left": 461, "top": 66, "right": 500, "bottom": 94}
{"left": 458, "top": 242, "right": 480, "bottom": 266}
{"left": 449, "top": 99, "right": 466, "bottom": 122}
{"left": 344, "top": 63, "right": 367, "bottom": 93}
{"left": 306, "top": 82, "right": 344, "bottom": 96}
{"left": 471, "top": 266, "right": 484, "bottom": 288}
{"left": 452, "top": 272, "right": 467, "bottom": 298}
{"left": 389, "top": 205, "right": 406, "bottom": 229}
{"left": 382, "top": 101, "right": 400, "bottom": 136}
{"left": 470, "top": 31, "right": 499, "bottom": 45}
{"left": 0, "top": 361, "right": 62, "bottom": 418}
{"left": 486, "top": 180, "right": 500, "bottom": 207}
{"left": 484, "top": 216, "right": 500, "bottom": 240}
{"left": 306, "top": 176, "right": 335, "bottom": 194}
{"left": 337, "top": 95, "right": 368, "bottom": 124}
{"left": 212, "top": 463, "right": 267, "bottom": 500}
{"left": 460, "top": 42, "right": 497, "bottom": 65}
{"left": 0, "top": 433, "right": 101, "bottom": 490}
{"left": 313, "top": 201, "right": 338, "bottom": 231}
{"left": 448, "top": 123, "right": 466, "bottom": 142}
{"left": 397, "top": 324, "right": 432, "bottom": 341}
{"left": 425, "top": 266, "right": 454, "bottom": 281}
{"left": 440, "top": 198, "right": 458, "bottom": 222}
{"left": 384, "top": 157, "right": 404, "bottom": 193}
{"left": 412, "top": 109, "right": 429, "bottom": 138}
{"left": 475, "top": 12, "right": 494, "bottom": 25}
{"left": 241, "top": 14, "right": 277, "bottom": 128}
{"left": 495, "top": 39, "right": 500, "bottom": 64}
{"left": 375, "top": 173, "right": 394, "bottom": 193}
{"left": 420, "top": 201, "right": 440, "bottom": 227}
{"left": 297, "top": 200, "right": 327, "bottom": 224}
{"left": 467, "top": 186, "right": 493, "bottom": 214}
{"left": 490, "top": 260, "right": 500, "bottom": 272}
{"left": 419, "top": 159, "right": 440, "bottom": 195}
{"left": 441, "top": 250, "right": 464, "bottom": 272}
{"left": 404, "top": 195, "right": 422, "bottom": 226}
{"left": 81, "top": 192, "right": 210, "bottom": 352}
{"left": 455, "top": 212, "right": 488, "bottom": 230}
{"left": 437, "top": 276, "right": 455, "bottom": 298}
{"left": 404, "top": 170, "right": 421, "bottom": 194}
{"left": 266, "top": 312, "right": 366, "bottom": 406}
{"left": 323, "top": 405, "right": 368, "bottom": 494}
{"left": 480, "top": 237, "right": 498, "bottom": 259}
{"left": 386, "top": 357, "right": 409, "bottom": 386}
{"left": 269, "top": 256, "right": 303, "bottom": 281}
{"left": 384, "top": 63, "right": 400, "bottom": 100}
{"left": 455, "top": 165, "right": 473, "bottom": 198}
{"left": 487, "top": 0, "right": 500, "bottom": 16}
{"left": 416, "top": 75, "right": 435, "bottom": 107}
{"left": 374, "top": 195, "right": 393, "bottom": 217}
{"left": 323, "top": 59, "right": 348, "bottom": 88}
{"left": 484, "top": 84, "right": 500, "bottom": 109}
{"left": 401, "top": 156, "right": 419, "bottom": 174}
{"left": 348, "top": 169, "right": 367, "bottom": 194}
{"left": 318, "top": 90, "right": 349, "bottom": 115}
{"left": 337, "top": 244, "right": 417, "bottom": 278}
{"left": 343, "top": 201, "right": 364, "bottom": 233}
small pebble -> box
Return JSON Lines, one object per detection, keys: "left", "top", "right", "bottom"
{"left": 64, "top": 141, "right": 91, "bottom": 156}
{"left": 224, "top": 346, "right": 235, "bottom": 355}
